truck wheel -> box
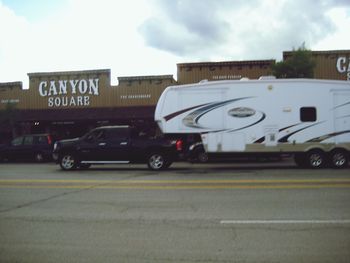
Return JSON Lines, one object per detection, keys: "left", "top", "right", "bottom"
{"left": 306, "top": 150, "right": 326, "bottom": 169}
{"left": 59, "top": 153, "right": 77, "bottom": 170}
{"left": 330, "top": 150, "right": 348, "bottom": 169}
{"left": 147, "top": 153, "right": 167, "bottom": 171}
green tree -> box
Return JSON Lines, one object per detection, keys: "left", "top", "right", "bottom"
{"left": 272, "top": 44, "right": 316, "bottom": 78}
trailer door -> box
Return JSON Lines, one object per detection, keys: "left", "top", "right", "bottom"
{"left": 333, "top": 91, "right": 350, "bottom": 143}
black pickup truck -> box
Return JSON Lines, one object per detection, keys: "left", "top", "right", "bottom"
{"left": 53, "top": 125, "right": 183, "bottom": 171}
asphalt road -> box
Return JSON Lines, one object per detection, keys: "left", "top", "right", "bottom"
{"left": 0, "top": 161, "right": 349, "bottom": 263}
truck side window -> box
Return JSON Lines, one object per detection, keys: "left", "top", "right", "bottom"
{"left": 85, "top": 130, "right": 105, "bottom": 142}
{"left": 95, "top": 130, "right": 106, "bottom": 141}
{"left": 109, "top": 128, "right": 129, "bottom": 140}
{"left": 300, "top": 107, "right": 317, "bottom": 122}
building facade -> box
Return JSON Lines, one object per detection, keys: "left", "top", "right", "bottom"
{"left": 1, "top": 49, "right": 349, "bottom": 142}
{"left": 283, "top": 50, "right": 350, "bottom": 81}
{"left": 177, "top": 60, "right": 275, "bottom": 84}
{"left": 0, "top": 69, "right": 175, "bottom": 141}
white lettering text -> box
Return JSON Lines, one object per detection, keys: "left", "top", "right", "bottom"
{"left": 39, "top": 81, "right": 48, "bottom": 97}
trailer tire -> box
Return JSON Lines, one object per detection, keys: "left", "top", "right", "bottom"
{"left": 329, "top": 149, "right": 348, "bottom": 169}
{"left": 306, "top": 150, "right": 326, "bottom": 169}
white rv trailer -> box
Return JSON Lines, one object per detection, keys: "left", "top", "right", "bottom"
{"left": 154, "top": 77, "right": 350, "bottom": 168}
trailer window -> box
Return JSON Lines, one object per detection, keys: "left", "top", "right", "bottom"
{"left": 300, "top": 107, "right": 317, "bottom": 122}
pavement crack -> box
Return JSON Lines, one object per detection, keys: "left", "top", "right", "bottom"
{"left": 0, "top": 183, "right": 106, "bottom": 214}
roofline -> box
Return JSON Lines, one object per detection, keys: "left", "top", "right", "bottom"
{"left": 167, "top": 78, "right": 350, "bottom": 90}
{"left": 177, "top": 60, "right": 275, "bottom": 67}
{"left": 283, "top": 50, "right": 350, "bottom": 56}
{"left": 28, "top": 69, "right": 111, "bottom": 77}
{"left": 0, "top": 81, "right": 23, "bottom": 87}
{"left": 118, "top": 75, "right": 174, "bottom": 81}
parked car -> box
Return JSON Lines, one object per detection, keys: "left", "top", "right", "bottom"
{"left": 53, "top": 125, "right": 183, "bottom": 171}
{"left": 0, "top": 134, "right": 55, "bottom": 162}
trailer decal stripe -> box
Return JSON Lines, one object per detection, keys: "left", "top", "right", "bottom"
{"left": 183, "top": 97, "right": 254, "bottom": 128}
{"left": 163, "top": 103, "right": 209, "bottom": 121}
{"left": 278, "top": 122, "right": 322, "bottom": 143}
{"left": 333, "top": 101, "right": 350, "bottom": 110}
{"left": 228, "top": 112, "right": 266, "bottom": 133}
{"left": 337, "top": 114, "right": 350, "bottom": 119}
{"left": 279, "top": 123, "right": 301, "bottom": 132}
{"left": 307, "top": 130, "right": 350, "bottom": 142}
{"left": 254, "top": 123, "right": 301, "bottom": 143}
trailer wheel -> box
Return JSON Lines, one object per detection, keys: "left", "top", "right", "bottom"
{"left": 330, "top": 149, "right": 348, "bottom": 169}
{"left": 306, "top": 150, "right": 326, "bottom": 169}
{"left": 147, "top": 153, "right": 167, "bottom": 171}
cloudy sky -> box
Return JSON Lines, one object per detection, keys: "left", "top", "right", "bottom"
{"left": 0, "top": 0, "right": 349, "bottom": 87}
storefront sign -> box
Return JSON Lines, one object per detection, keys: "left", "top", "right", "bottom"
{"left": 336, "top": 57, "right": 350, "bottom": 80}
{"left": 120, "top": 94, "right": 151, "bottom": 100}
{"left": 1, "top": 99, "right": 19, "bottom": 104}
{"left": 38, "top": 78, "right": 99, "bottom": 107}
{"left": 212, "top": 75, "right": 242, "bottom": 80}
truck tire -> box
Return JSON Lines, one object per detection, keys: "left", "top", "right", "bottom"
{"left": 330, "top": 149, "right": 348, "bottom": 169}
{"left": 147, "top": 153, "right": 167, "bottom": 171}
{"left": 306, "top": 150, "right": 326, "bottom": 169}
{"left": 59, "top": 153, "right": 77, "bottom": 170}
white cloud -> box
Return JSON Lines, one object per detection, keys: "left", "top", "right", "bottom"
{"left": 0, "top": 0, "right": 349, "bottom": 88}
{"left": 0, "top": 0, "right": 180, "bottom": 87}
{"left": 314, "top": 8, "right": 350, "bottom": 50}
{"left": 140, "top": 0, "right": 350, "bottom": 61}
{"left": 0, "top": 4, "right": 32, "bottom": 83}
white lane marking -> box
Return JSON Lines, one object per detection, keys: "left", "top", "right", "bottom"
{"left": 220, "top": 220, "right": 350, "bottom": 224}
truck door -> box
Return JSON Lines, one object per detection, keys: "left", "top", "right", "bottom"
{"left": 103, "top": 128, "right": 130, "bottom": 161}
{"left": 333, "top": 91, "right": 350, "bottom": 143}
{"left": 79, "top": 129, "right": 108, "bottom": 161}
{"left": 79, "top": 128, "right": 130, "bottom": 161}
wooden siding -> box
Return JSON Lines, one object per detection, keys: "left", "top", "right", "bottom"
{"left": 177, "top": 60, "right": 275, "bottom": 84}
{"left": 0, "top": 70, "right": 175, "bottom": 111}
{"left": 283, "top": 50, "right": 350, "bottom": 81}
